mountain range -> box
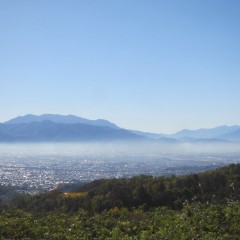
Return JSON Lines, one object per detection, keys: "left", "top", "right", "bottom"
{"left": 5, "top": 114, "right": 119, "bottom": 129}
{"left": 170, "top": 125, "right": 240, "bottom": 140}
{"left": 0, "top": 114, "right": 140, "bottom": 142}
{"left": 0, "top": 114, "right": 240, "bottom": 142}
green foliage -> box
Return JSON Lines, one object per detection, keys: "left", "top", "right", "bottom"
{"left": 1, "top": 164, "right": 240, "bottom": 238}
{"left": 0, "top": 202, "right": 240, "bottom": 239}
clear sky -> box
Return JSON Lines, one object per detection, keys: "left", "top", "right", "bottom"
{"left": 0, "top": 0, "right": 240, "bottom": 133}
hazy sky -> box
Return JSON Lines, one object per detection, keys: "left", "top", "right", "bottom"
{"left": 0, "top": 1, "right": 239, "bottom": 133}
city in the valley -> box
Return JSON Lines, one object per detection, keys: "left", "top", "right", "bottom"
{"left": 1, "top": 143, "right": 239, "bottom": 193}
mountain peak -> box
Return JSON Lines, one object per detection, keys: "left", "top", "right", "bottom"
{"left": 5, "top": 114, "right": 119, "bottom": 129}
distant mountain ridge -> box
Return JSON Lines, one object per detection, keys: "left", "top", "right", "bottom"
{"left": 219, "top": 128, "right": 240, "bottom": 141}
{"left": 0, "top": 121, "right": 142, "bottom": 142}
{"left": 169, "top": 125, "right": 240, "bottom": 142}
{"left": 1, "top": 114, "right": 240, "bottom": 142}
{"left": 171, "top": 125, "right": 240, "bottom": 139}
{"left": 5, "top": 114, "right": 119, "bottom": 129}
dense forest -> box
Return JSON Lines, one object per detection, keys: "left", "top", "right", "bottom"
{"left": 0, "top": 164, "right": 240, "bottom": 239}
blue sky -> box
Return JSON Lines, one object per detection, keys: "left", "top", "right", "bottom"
{"left": 0, "top": 1, "right": 240, "bottom": 133}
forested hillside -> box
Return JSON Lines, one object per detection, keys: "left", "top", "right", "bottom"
{"left": 8, "top": 164, "right": 240, "bottom": 213}
{"left": 0, "top": 164, "right": 240, "bottom": 239}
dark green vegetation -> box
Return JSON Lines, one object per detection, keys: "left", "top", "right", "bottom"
{"left": 1, "top": 164, "right": 240, "bottom": 239}
{"left": 1, "top": 202, "right": 240, "bottom": 239}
